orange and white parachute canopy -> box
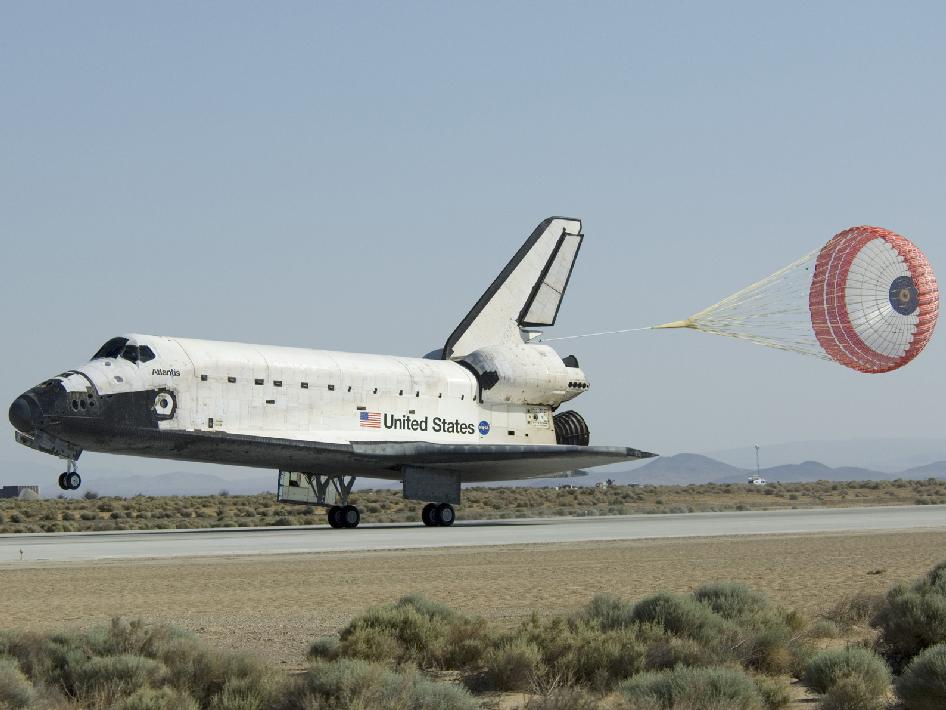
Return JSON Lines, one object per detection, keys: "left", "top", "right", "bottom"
{"left": 656, "top": 226, "right": 939, "bottom": 373}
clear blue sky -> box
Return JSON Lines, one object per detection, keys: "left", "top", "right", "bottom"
{"left": 2, "top": 2, "right": 944, "bottom": 477}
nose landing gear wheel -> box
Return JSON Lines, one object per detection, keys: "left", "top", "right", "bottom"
{"left": 58, "top": 459, "right": 81, "bottom": 490}
{"left": 59, "top": 472, "right": 81, "bottom": 490}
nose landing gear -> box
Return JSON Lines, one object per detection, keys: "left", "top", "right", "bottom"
{"left": 421, "top": 502, "right": 455, "bottom": 527}
{"left": 58, "top": 460, "right": 81, "bottom": 491}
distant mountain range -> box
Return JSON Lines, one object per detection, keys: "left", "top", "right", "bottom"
{"left": 621, "top": 453, "right": 946, "bottom": 486}
{"left": 81, "top": 471, "right": 276, "bottom": 497}
{"left": 707, "top": 438, "right": 946, "bottom": 474}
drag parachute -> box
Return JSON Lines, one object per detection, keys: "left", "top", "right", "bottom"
{"left": 655, "top": 226, "right": 939, "bottom": 373}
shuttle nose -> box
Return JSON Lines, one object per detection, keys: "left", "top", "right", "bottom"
{"left": 9, "top": 395, "right": 41, "bottom": 434}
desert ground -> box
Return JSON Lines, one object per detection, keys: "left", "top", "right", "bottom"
{"left": 2, "top": 526, "right": 945, "bottom": 669}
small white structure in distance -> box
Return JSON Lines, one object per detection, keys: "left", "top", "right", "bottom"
{"left": 748, "top": 475, "right": 767, "bottom": 485}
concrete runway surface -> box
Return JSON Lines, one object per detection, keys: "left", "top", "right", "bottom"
{"left": 1, "top": 505, "right": 944, "bottom": 564}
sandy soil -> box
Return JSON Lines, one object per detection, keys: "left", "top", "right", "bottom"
{"left": 2, "top": 527, "right": 944, "bottom": 671}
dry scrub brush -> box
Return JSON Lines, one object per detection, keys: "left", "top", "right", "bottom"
{"left": 0, "top": 617, "right": 475, "bottom": 710}
{"left": 802, "top": 646, "right": 890, "bottom": 705}
{"left": 873, "top": 559, "right": 946, "bottom": 671}
{"left": 616, "top": 666, "right": 776, "bottom": 710}
{"left": 896, "top": 643, "right": 946, "bottom": 710}
{"left": 317, "top": 585, "right": 801, "bottom": 706}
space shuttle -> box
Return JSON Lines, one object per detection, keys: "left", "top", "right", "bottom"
{"left": 8, "top": 217, "right": 655, "bottom": 528}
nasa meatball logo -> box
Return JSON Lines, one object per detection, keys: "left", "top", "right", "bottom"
{"left": 478, "top": 420, "right": 490, "bottom": 436}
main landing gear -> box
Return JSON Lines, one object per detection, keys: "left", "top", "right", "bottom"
{"left": 276, "top": 470, "right": 361, "bottom": 528}
{"left": 277, "top": 472, "right": 362, "bottom": 529}
{"left": 421, "top": 502, "right": 455, "bottom": 527}
{"left": 58, "top": 460, "right": 81, "bottom": 490}
{"left": 276, "top": 472, "right": 459, "bottom": 530}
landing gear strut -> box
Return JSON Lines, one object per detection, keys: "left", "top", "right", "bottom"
{"left": 58, "top": 460, "right": 81, "bottom": 491}
{"left": 321, "top": 476, "right": 359, "bottom": 529}
{"left": 422, "top": 502, "right": 455, "bottom": 527}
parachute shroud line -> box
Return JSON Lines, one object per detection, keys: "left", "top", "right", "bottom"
{"left": 651, "top": 248, "right": 833, "bottom": 360}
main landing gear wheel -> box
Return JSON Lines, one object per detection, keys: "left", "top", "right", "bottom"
{"left": 436, "top": 503, "right": 455, "bottom": 527}
{"left": 327, "top": 506, "right": 343, "bottom": 528}
{"left": 422, "top": 503, "right": 455, "bottom": 527}
{"left": 327, "top": 505, "right": 360, "bottom": 529}
{"left": 340, "top": 505, "right": 360, "bottom": 528}
{"left": 421, "top": 503, "right": 437, "bottom": 527}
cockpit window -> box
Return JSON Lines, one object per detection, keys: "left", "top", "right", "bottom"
{"left": 138, "top": 346, "right": 156, "bottom": 363}
{"left": 121, "top": 345, "right": 140, "bottom": 363}
{"left": 91, "top": 337, "right": 128, "bottom": 360}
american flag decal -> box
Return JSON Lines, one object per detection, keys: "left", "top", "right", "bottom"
{"left": 359, "top": 411, "right": 382, "bottom": 428}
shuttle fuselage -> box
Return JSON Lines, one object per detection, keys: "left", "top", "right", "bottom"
{"left": 24, "top": 334, "right": 586, "bottom": 476}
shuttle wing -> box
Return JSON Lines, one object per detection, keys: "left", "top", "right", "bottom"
{"left": 137, "top": 430, "right": 654, "bottom": 483}
{"left": 351, "top": 441, "right": 655, "bottom": 482}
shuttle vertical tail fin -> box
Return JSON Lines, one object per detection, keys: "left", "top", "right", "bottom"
{"left": 441, "top": 217, "right": 583, "bottom": 360}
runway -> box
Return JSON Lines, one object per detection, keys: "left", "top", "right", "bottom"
{"left": 2, "top": 504, "right": 944, "bottom": 564}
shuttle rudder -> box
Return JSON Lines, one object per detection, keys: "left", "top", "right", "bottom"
{"left": 442, "top": 217, "right": 583, "bottom": 360}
